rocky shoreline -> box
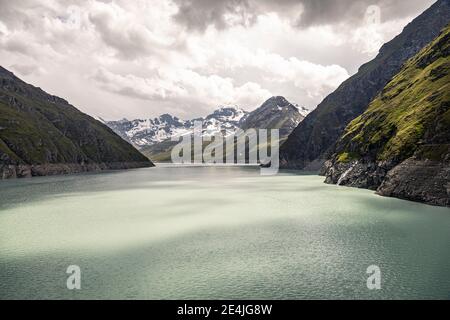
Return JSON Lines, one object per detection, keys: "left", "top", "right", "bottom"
{"left": 0, "top": 162, "right": 153, "bottom": 179}
{"left": 322, "top": 159, "right": 393, "bottom": 191}
{"left": 377, "top": 159, "right": 450, "bottom": 207}
{"left": 322, "top": 159, "right": 450, "bottom": 207}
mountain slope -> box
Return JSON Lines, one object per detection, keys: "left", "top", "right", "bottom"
{"left": 105, "top": 114, "right": 190, "bottom": 147}
{"left": 0, "top": 66, "right": 153, "bottom": 179}
{"left": 280, "top": 0, "right": 450, "bottom": 170}
{"left": 139, "top": 97, "right": 305, "bottom": 162}
{"left": 323, "top": 24, "right": 450, "bottom": 207}
{"left": 240, "top": 96, "right": 306, "bottom": 137}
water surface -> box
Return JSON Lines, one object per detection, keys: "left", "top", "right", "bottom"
{"left": 0, "top": 165, "right": 449, "bottom": 299}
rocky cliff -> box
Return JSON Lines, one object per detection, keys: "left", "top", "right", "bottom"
{"left": 280, "top": 0, "right": 450, "bottom": 170}
{"left": 0, "top": 66, "right": 153, "bottom": 179}
{"left": 323, "top": 24, "right": 450, "bottom": 207}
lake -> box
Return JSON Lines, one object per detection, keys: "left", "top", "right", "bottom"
{"left": 0, "top": 165, "right": 449, "bottom": 299}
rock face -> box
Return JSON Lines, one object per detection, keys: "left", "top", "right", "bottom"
{"left": 323, "top": 25, "right": 450, "bottom": 207}
{"left": 280, "top": 0, "right": 450, "bottom": 170}
{"left": 1, "top": 162, "right": 152, "bottom": 179}
{"left": 378, "top": 159, "right": 450, "bottom": 207}
{"left": 0, "top": 66, "right": 153, "bottom": 179}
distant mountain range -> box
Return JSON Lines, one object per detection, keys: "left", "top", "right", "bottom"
{"left": 104, "top": 106, "right": 250, "bottom": 147}
{"left": 0, "top": 66, "right": 153, "bottom": 179}
{"left": 105, "top": 96, "right": 308, "bottom": 162}
{"left": 105, "top": 98, "right": 308, "bottom": 147}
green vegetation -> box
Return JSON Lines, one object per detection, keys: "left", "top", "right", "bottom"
{"left": 336, "top": 24, "right": 450, "bottom": 163}
{"left": 0, "top": 67, "right": 151, "bottom": 167}
{"left": 337, "top": 152, "right": 360, "bottom": 163}
{"left": 142, "top": 135, "right": 284, "bottom": 164}
{"left": 280, "top": 0, "right": 450, "bottom": 169}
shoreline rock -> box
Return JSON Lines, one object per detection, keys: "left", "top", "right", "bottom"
{"left": 0, "top": 162, "right": 153, "bottom": 180}
{"left": 377, "top": 159, "right": 450, "bottom": 207}
{"left": 323, "top": 158, "right": 450, "bottom": 207}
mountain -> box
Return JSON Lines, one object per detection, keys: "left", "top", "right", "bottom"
{"left": 240, "top": 96, "right": 306, "bottom": 138}
{"left": 0, "top": 66, "right": 153, "bottom": 179}
{"left": 133, "top": 97, "right": 306, "bottom": 162}
{"left": 279, "top": 0, "right": 450, "bottom": 170}
{"left": 323, "top": 24, "right": 450, "bottom": 207}
{"left": 105, "top": 114, "right": 191, "bottom": 147}
{"left": 204, "top": 106, "right": 250, "bottom": 131}
{"left": 106, "top": 106, "right": 249, "bottom": 148}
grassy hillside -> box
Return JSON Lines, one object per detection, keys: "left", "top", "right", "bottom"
{"left": 335, "top": 24, "right": 450, "bottom": 164}
{"left": 323, "top": 24, "right": 450, "bottom": 206}
{"left": 280, "top": 0, "right": 450, "bottom": 169}
{"left": 0, "top": 66, "right": 152, "bottom": 170}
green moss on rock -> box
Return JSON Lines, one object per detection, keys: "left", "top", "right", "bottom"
{"left": 337, "top": 152, "right": 360, "bottom": 163}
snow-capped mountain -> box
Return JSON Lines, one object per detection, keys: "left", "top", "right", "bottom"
{"left": 105, "top": 106, "right": 249, "bottom": 148}
{"left": 105, "top": 96, "right": 309, "bottom": 162}
{"left": 293, "top": 104, "right": 309, "bottom": 118}
{"left": 105, "top": 98, "right": 309, "bottom": 159}
{"left": 240, "top": 96, "right": 305, "bottom": 137}
{"left": 200, "top": 106, "right": 249, "bottom": 137}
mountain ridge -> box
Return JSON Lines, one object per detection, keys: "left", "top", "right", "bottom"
{"left": 0, "top": 66, "right": 153, "bottom": 179}
{"left": 131, "top": 96, "right": 306, "bottom": 162}
{"left": 279, "top": 0, "right": 450, "bottom": 170}
{"left": 106, "top": 100, "right": 309, "bottom": 151}
{"left": 323, "top": 24, "right": 450, "bottom": 207}
{"left": 105, "top": 106, "right": 250, "bottom": 148}
{"left": 240, "top": 96, "right": 306, "bottom": 137}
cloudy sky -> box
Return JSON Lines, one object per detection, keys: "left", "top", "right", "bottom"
{"left": 0, "top": 0, "right": 436, "bottom": 120}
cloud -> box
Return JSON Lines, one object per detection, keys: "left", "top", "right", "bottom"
{"left": 92, "top": 67, "right": 179, "bottom": 100}
{"left": 171, "top": 0, "right": 436, "bottom": 30}
{"left": 10, "top": 63, "right": 46, "bottom": 76}
{"left": 294, "top": 0, "right": 435, "bottom": 27}
{"left": 172, "top": 0, "right": 256, "bottom": 31}
{"left": 224, "top": 49, "right": 349, "bottom": 97}
{"left": 91, "top": 67, "right": 272, "bottom": 110}
{"left": 88, "top": 1, "right": 176, "bottom": 59}
{"left": 294, "top": 0, "right": 372, "bottom": 27}
{"left": 0, "top": 0, "right": 436, "bottom": 120}
{"left": 0, "top": 20, "right": 8, "bottom": 36}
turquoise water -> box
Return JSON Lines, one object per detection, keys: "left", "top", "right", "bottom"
{"left": 0, "top": 165, "right": 449, "bottom": 299}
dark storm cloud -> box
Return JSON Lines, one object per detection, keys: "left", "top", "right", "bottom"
{"left": 294, "top": 0, "right": 436, "bottom": 27}
{"left": 294, "top": 0, "right": 372, "bottom": 27}
{"left": 172, "top": 0, "right": 436, "bottom": 30}
{"left": 172, "top": 0, "right": 255, "bottom": 31}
